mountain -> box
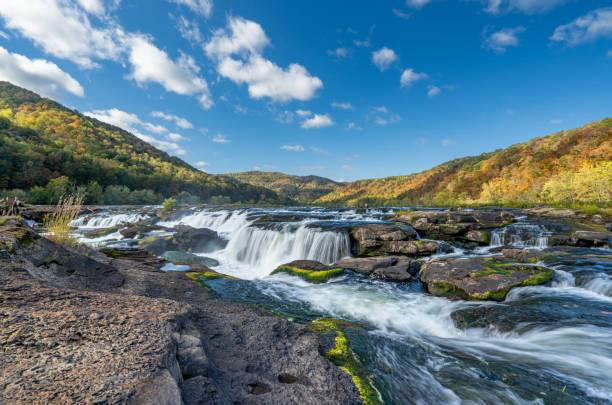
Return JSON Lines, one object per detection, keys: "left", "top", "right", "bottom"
{"left": 223, "top": 171, "right": 345, "bottom": 204}
{"left": 315, "top": 119, "right": 612, "bottom": 207}
{"left": 0, "top": 82, "right": 287, "bottom": 205}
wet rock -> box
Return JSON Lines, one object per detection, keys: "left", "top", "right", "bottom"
{"left": 83, "top": 225, "right": 122, "bottom": 238}
{"left": 466, "top": 230, "right": 489, "bottom": 244}
{"left": 349, "top": 224, "right": 449, "bottom": 257}
{"left": 419, "top": 256, "right": 553, "bottom": 301}
{"left": 99, "top": 247, "right": 167, "bottom": 268}
{"left": 501, "top": 247, "right": 570, "bottom": 263}
{"left": 162, "top": 251, "right": 219, "bottom": 268}
{"left": 519, "top": 207, "right": 586, "bottom": 219}
{"left": 591, "top": 214, "right": 604, "bottom": 224}
{"left": 571, "top": 231, "right": 612, "bottom": 247}
{"left": 371, "top": 266, "right": 415, "bottom": 282}
{"left": 606, "top": 223, "right": 612, "bottom": 232}
{"left": 271, "top": 260, "right": 344, "bottom": 283}
{"left": 335, "top": 256, "right": 398, "bottom": 274}
{"left": 253, "top": 214, "right": 305, "bottom": 224}
{"left": 141, "top": 226, "right": 227, "bottom": 255}
{"left": 120, "top": 224, "right": 163, "bottom": 239}
{"left": 549, "top": 234, "right": 572, "bottom": 246}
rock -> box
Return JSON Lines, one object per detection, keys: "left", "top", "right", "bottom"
{"left": 351, "top": 224, "right": 417, "bottom": 255}
{"left": 253, "top": 214, "right": 305, "bottom": 224}
{"left": 419, "top": 256, "right": 553, "bottom": 301}
{"left": 466, "top": 230, "right": 489, "bottom": 244}
{"left": 270, "top": 260, "right": 344, "bottom": 283}
{"left": 519, "top": 207, "right": 585, "bottom": 219}
{"left": 335, "top": 256, "right": 398, "bottom": 274}
{"left": 141, "top": 227, "right": 227, "bottom": 256}
{"left": 371, "top": 266, "right": 415, "bottom": 282}
{"left": 591, "top": 214, "right": 604, "bottom": 224}
{"left": 120, "top": 224, "right": 163, "bottom": 239}
{"left": 501, "top": 248, "right": 569, "bottom": 263}
{"left": 607, "top": 223, "right": 612, "bottom": 232}
{"left": 162, "top": 251, "right": 219, "bottom": 268}
{"left": 549, "top": 234, "right": 572, "bottom": 246}
{"left": 571, "top": 231, "right": 612, "bottom": 247}
{"left": 100, "top": 247, "right": 167, "bottom": 268}
{"left": 83, "top": 225, "right": 122, "bottom": 239}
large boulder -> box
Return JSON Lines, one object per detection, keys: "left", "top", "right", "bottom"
{"left": 419, "top": 256, "right": 553, "bottom": 301}
{"left": 270, "top": 260, "right": 344, "bottom": 283}
{"left": 349, "top": 224, "right": 447, "bottom": 257}
{"left": 162, "top": 251, "right": 219, "bottom": 268}
{"left": 120, "top": 223, "right": 163, "bottom": 239}
{"left": 141, "top": 227, "right": 227, "bottom": 256}
{"left": 571, "top": 231, "right": 612, "bottom": 247}
{"left": 335, "top": 256, "right": 420, "bottom": 282}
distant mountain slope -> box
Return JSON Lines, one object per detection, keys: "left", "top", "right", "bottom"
{"left": 316, "top": 119, "right": 612, "bottom": 207}
{"left": 223, "top": 171, "right": 345, "bottom": 204}
{"left": 0, "top": 82, "right": 286, "bottom": 204}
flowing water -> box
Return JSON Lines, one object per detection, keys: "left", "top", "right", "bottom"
{"left": 72, "top": 207, "right": 612, "bottom": 404}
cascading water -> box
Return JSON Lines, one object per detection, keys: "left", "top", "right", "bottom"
{"left": 219, "top": 223, "right": 351, "bottom": 278}
{"left": 71, "top": 212, "right": 149, "bottom": 228}
{"left": 158, "top": 209, "right": 249, "bottom": 235}
{"left": 490, "top": 223, "right": 550, "bottom": 248}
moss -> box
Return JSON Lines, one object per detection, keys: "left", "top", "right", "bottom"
{"left": 187, "top": 271, "right": 238, "bottom": 281}
{"left": 309, "top": 319, "right": 381, "bottom": 405}
{"left": 43, "top": 251, "right": 61, "bottom": 266}
{"left": 138, "top": 235, "right": 172, "bottom": 245}
{"left": 472, "top": 268, "right": 554, "bottom": 301}
{"left": 86, "top": 226, "right": 120, "bottom": 238}
{"left": 0, "top": 216, "right": 12, "bottom": 226}
{"left": 429, "top": 281, "right": 464, "bottom": 297}
{"left": 255, "top": 304, "right": 296, "bottom": 321}
{"left": 270, "top": 265, "right": 344, "bottom": 283}
{"left": 474, "top": 261, "right": 516, "bottom": 277}
{"left": 99, "top": 249, "right": 127, "bottom": 258}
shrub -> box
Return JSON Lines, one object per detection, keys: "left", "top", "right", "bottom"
{"left": 162, "top": 197, "right": 178, "bottom": 212}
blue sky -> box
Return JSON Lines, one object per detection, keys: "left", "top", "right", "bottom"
{"left": 0, "top": 0, "right": 611, "bottom": 181}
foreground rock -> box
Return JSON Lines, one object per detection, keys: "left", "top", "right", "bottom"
{"left": 140, "top": 226, "right": 227, "bottom": 255}
{"left": 271, "top": 260, "right": 345, "bottom": 283}
{"left": 335, "top": 256, "right": 420, "bottom": 281}
{"left": 0, "top": 218, "right": 362, "bottom": 404}
{"left": 419, "top": 256, "right": 553, "bottom": 301}
{"left": 350, "top": 224, "right": 447, "bottom": 257}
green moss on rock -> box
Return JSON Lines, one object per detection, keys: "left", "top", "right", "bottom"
{"left": 270, "top": 265, "right": 344, "bottom": 283}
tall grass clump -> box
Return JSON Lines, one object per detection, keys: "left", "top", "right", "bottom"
{"left": 44, "top": 194, "right": 83, "bottom": 246}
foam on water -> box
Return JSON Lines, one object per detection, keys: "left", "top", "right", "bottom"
{"left": 72, "top": 213, "right": 149, "bottom": 228}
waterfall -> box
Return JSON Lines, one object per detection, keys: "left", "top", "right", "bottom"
{"left": 490, "top": 223, "right": 550, "bottom": 248}
{"left": 71, "top": 213, "right": 149, "bottom": 228}
{"left": 158, "top": 209, "right": 248, "bottom": 235}
{"left": 224, "top": 223, "right": 350, "bottom": 271}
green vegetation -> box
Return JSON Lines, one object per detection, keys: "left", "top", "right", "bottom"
{"left": 0, "top": 82, "right": 287, "bottom": 205}
{"left": 224, "top": 171, "right": 345, "bottom": 204}
{"left": 316, "top": 119, "right": 612, "bottom": 208}
{"left": 187, "top": 271, "right": 238, "bottom": 281}
{"left": 270, "top": 265, "right": 345, "bottom": 283}
{"left": 162, "top": 197, "right": 178, "bottom": 212}
{"left": 309, "top": 319, "right": 381, "bottom": 405}
{"left": 43, "top": 194, "right": 83, "bottom": 246}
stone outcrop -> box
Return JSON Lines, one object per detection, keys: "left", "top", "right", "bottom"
{"left": 335, "top": 256, "right": 421, "bottom": 281}
{"left": 350, "top": 224, "right": 446, "bottom": 256}
{"left": 571, "top": 231, "right": 612, "bottom": 247}
{"left": 140, "top": 226, "right": 227, "bottom": 255}
{"left": 419, "top": 256, "right": 553, "bottom": 301}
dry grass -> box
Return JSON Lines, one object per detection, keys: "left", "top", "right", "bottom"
{"left": 44, "top": 194, "right": 83, "bottom": 246}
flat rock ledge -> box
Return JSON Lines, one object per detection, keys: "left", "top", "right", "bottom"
{"left": 0, "top": 218, "right": 362, "bottom": 405}
{"left": 335, "top": 256, "right": 421, "bottom": 282}
{"left": 419, "top": 256, "right": 553, "bottom": 301}
{"left": 350, "top": 224, "right": 447, "bottom": 257}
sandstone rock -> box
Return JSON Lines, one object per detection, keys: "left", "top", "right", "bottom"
{"left": 335, "top": 256, "right": 420, "bottom": 277}
{"left": 571, "top": 231, "right": 612, "bottom": 247}
{"left": 141, "top": 227, "right": 227, "bottom": 255}
{"left": 419, "top": 256, "right": 553, "bottom": 301}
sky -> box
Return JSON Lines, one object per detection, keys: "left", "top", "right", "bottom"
{"left": 0, "top": 0, "right": 611, "bottom": 182}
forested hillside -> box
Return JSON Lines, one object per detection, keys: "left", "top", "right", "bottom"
{"left": 0, "top": 82, "right": 287, "bottom": 205}
{"left": 316, "top": 119, "right": 612, "bottom": 207}
{"left": 224, "top": 171, "right": 344, "bottom": 204}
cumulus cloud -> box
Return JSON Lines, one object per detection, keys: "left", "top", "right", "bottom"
{"left": 483, "top": 0, "right": 566, "bottom": 15}
{"left": 168, "top": 0, "right": 212, "bottom": 18}
{"left": 0, "top": 46, "right": 84, "bottom": 98}
{"left": 196, "top": 161, "right": 209, "bottom": 167}
{"left": 427, "top": 85, "right": 441, "bottom": 98}
{"left": 205, "top": 16, "right": 322, "bottom": 102}
{"left": 151, "top": 111, "right": 193, "bottom": 129}
{"left": 212, "top": 133, "right": 229, "bottom": 143}
{"left": 76, "top": 0, "right": 105, "bottom": 15}
{"left": 174, "top": 15, "right": 203, "bottom": 44}
{"left": 84, "top": 108, "right": 187, "bottom": 155}
{"left": 166, "top": 132, "right": 188, "bottom": 141}
{"left": 372, "top": 47, "right": 398, "bottom": 71}
{"left": 0, "top": 0, "right": 124, "bottom": 68}
{"left": 400, "top": 68, "right": 428, "bottom": 87}
{"left": 281, "top": 145, "right": 304, "bottom": 151}
{"left": 127, "top": 34, "right": 212, "bottom": 109}
{"left": 327, "top": 47, "right": 349, "bottom": 58}
{"left": 483, "top": 27, "right": 525, "bottom": 53}
{"left": 331, "top": 101, "right": 354, "bottom": 110}
{"left": 551, "top": 8, "right": 612, "bottom": 46}
{"left": 301, "top": 114, "right": 334, "bottom": 129}
{"left": 295, "top": 109, "right": 312, "bottom": 117}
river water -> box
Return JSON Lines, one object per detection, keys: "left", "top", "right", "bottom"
{"left": 72, "top": 207, "right": 612, "bottom": 405}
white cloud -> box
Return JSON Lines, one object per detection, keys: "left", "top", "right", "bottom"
{"left": 166, "top": 132, "right": 188, "bottom": 141}
{"left": 406, "top": 0, "right": 432, "bottom": 8}
{"left": 84, "top": 108, "right": 187, "bottom": 155}
{"left": 371, "top": 106, "right": 401, "bottom": 125}
{"left": 0, "top": 46, "right": 84, "bottom": 98}
{"left": 483, "top": 27, "right": 525, "bottom": 53}
{"left": 274, "top": 110, "right": 295, "bottom": 124}
{"left": 301, "top": 114, "right": 334, "bottom": 129}
{"left": 341, "top": 165, "right": 355, "bottom": 171}
{"left": 372, "top": 47, "right": 398, "bottom": 71}
{"left": 0, "top": 31, "right": 9, "bottom": 39}
{"left": 212, "top": 133, "right": 229, "bottom": 143}
{"left": 346, "top": 122, "right": 363, "bottom": 131}
{"left": 331, "top": 101, "right": 354, "bottom": 110}
{"left": 551, "top": 8, "right": 612, "bottom": 46}
{"left": 175, "top": 15, "right": 203, "bottom": 44}
{"left": 77, "top": 0, "right": 105, "bottom": 15}
{"left": 0, "top": 0, "right": 124, "bottom": 68}
{"left": 151, "top": 111, "right": 193, "bottom": 129}
{"left": 442, "top": 139, "right": 453, "bottom": 146}
{"left": 281, "top": 144, "right": 304, "bottom": 151}
{"left": 483, "top": 0, "right": 566, "bottom": 15}
{"left": 196, "top": 161, "right": 209, "bottom": 167}
{"left": 392, "top": 9, "right": 411, "bottom": 19}
{"left": 143, "top": 122, "right": 168, "bottom": 134}
{"left": 310, "top": 146, "right": 328, "bottom": 154}
{"left": 127, "top": 34, "right": 212, "bottom": 109}
{"left": 168, "top": 0, "right": 212, "bottom": 18}
{"left": 205, "top": 16, "right": 323, "bottom": 102}
{"left": 427, "top": 85, "right": 441, "bottom": 98}
{"left": 400, "top": 68, "right": 428, "bottom": 87}
{"left": 295, "top": 109, "right": 312, "bottom": 117}
{"left": 327, "top": 47, "right": 349, "bottom": 58}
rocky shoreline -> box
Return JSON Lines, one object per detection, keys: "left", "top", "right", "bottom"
{"left": 0, "top": 217, "right": 363, "bottom": 404}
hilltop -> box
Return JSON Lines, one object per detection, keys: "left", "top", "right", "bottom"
{"left": 0, "top": 82, "right": 286, "bottom": 205}
{"left": 315, "top": 119, "right": 612, "bottom": 207}
{"left": 223, "top": 171, "right": 345, "bottom": 204}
